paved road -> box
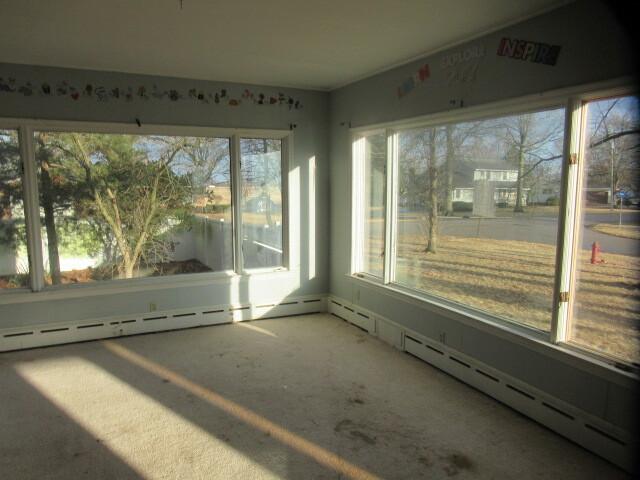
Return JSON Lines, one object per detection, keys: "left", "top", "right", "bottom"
{"left": 391, "top": 210, "right": 640, "bottom": 256}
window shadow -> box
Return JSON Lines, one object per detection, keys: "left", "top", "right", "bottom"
{"left": 0, "top": 367, "right": 144, "bottom": 479}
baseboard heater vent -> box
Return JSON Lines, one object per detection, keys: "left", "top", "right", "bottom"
{"left": 77, "top": 323, "right": 104, "bottom": 329}
{"left": 41, "top": 327, "right": 69, "bottom": 334}
{"left": 4, "top": 331, "right": 34, "bottom": 338}
{"left": 449, "top": 356, "right": 471, "bottom": 368}
{"left": 585, "top": 424, "right": 626, "bottom": 446}
{"left": 327, "top": 298, "right": 376, "bottom": 334}
{"left": 506, "top": 383, "right": 535, "bottom": 400}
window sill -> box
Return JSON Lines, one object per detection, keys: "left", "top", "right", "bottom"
{"left": 0, "top": 268, "right": 295, "bottom": 305}
{"left": 348, "top": 273, "right": 639, "bottom": 388}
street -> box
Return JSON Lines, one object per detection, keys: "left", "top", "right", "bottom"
{"left": 391, "top": 210, "right": 640, "bottom": 256}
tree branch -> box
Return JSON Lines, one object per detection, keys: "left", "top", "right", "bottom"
{"left": 589, "top": 128, "right": 640, "bottom": 148}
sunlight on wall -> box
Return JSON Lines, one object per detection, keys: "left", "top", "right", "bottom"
{"left": 289, "top": 165, "right": 301, "bottom": 270}
{"left": 308, "top": 156, "right": 316, "bottom": 280}
{"left": 15, "top": 356, "right": 280, "bottom": 479}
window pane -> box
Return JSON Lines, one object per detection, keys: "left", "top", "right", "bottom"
{"left": 240, "top": 138, "right": 283, "bottom": 269}
{"left": 34, "top": 132, "right": 232, "bottom": 285}
{"left": 570, "top": 95, "right": 640, "bottom": 363}
{"left": 0, "top": 129, "right": 29, "bottom": 289}
{"left": 394, "top": 108, "right": 565, "bottom": 331}
{"left": 361, "top": 133, "right": 386, "bottom": 277}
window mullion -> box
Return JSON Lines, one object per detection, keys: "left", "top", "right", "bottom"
{"left": 19, "top": 125, "right": 45, "bottom": 292}
{"left": 551, "top": 98, "right": 585, "bottom": 343}
{"left": 350, "top": 136, "right": 365, "bottom": 275}
{"left": 383, "top": 130, "right": 398, "bottom": 284}
{"left": 230, "top": 134, "right": 243, "bottom": 274}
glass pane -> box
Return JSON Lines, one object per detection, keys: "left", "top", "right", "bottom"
{"left": 34, "top": 132, "right": 232, "bottom": 285}
{"left": 240, "top": 138, "right": 283, "bottom": 269}
{"left": 0, "top": 129, "right": 29, "bottom": 289}
{"left": 570, "top": 95, "right": 640, "bottom": 363}
{"left": 395, "top": 108, "right": 565, "bottom": 331}
{"left": 361, "top": 133, "right": 386, "bottom": 277}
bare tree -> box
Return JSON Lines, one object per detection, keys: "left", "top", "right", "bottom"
{"left": 47, "top": 134, "right": 192, "bottom": 279}
{"left": 502, "top": 112, "right": 563, "bottom": 212}
{"left": 587, "top": 99, "right": 640, "bottom": 204}
{"left": 399, "top": 127, "right": 441, "bottom": 252}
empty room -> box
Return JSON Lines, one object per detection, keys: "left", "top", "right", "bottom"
{"left": 0, "top": 0, "right": 638, "bottom": 478}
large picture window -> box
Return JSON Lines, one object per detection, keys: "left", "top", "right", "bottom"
{"left": 352, "top": 89, "right": 639, "bottom": 367}
{"left": 0, "top": 123, "right": 289, "bottom": 292}
{"left": 395, "top": 109, "right": 565, "bottom": 331}
{"left": 34, "top": 132, "right": 232, "bottom": 284}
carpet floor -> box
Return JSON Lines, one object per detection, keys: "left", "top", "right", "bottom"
{"left": 0, "top": 313, "right": 629, "bottom": 479}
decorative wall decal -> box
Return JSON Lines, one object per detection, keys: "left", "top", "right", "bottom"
{"left": 0, "top": 76, "right": 304, "bottom": 110}
{"left": 497, "top": 37, "right": 562, "bottom": 66}
{"left": 445, "top": 62, "right": 480, "bottom": 86}
{"left": 0, "top": 77, "right": 16, "bottom": 92}
{"left": 397, "top": 64, "right": 431, "bottom": 98}
{"left": 441, "top": 45, "right": 485, "bottom": 69}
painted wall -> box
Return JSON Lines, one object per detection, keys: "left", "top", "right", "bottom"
{"left": 0, "top": 63, "right": 329, "bottom": 326}
{"left": 329, "top": 0, "right": 638, "bottom": 435}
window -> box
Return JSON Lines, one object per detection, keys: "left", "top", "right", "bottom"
{"left": 0, "top": 129, "right": 28, "bottom": 289}
{"left": 394, "top": 109, "right": 565, "bottom": 331}
{"left": 352, "top": 132, "right": 386, "bottom": 277}
{"left": 240, "top": 138, "right": 283, "bottom": 269}
{"left": 570, "top": 95, "right": 640, "bottom": 363}
{"left": 34, "top": 132, "right": 232, "bottom": 284}
{"left": 351, "top": 86, "right": 639, "bottom": 366}
{"left": 0, "top": 122, "right": 289, "bottom": 294}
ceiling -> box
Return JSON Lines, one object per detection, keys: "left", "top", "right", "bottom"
{"left": 0, "top": 0, "right": 570, "bottom": 91}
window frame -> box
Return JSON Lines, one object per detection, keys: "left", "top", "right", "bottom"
{"left": 0, "top": 118, "right": 292, "bottom": 299}
{"left": 350, "top": 77, "right": 639, "bottom": 371}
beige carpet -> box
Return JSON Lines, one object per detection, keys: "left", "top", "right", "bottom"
{"left": 0, "top": 313, "right": 629, "bottom": 479}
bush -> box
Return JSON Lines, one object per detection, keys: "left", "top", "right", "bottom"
{"left": 546, "top": 196, "right": 560, "bottom": 206}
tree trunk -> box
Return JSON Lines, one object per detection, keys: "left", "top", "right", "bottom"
{"left": 514, "top": 147, "right": 525, "bottom": 213}
{"left": 40, "top": 162, "right": 61, "bottom": 284}
{"left": 123, "top": 260, "right": 135, "bottom": 279}
{"left": 426, "top": 130, "right": 438, "bottom": 253}
{"left": 445, "top": 125, "right": 455, "bottom": 216}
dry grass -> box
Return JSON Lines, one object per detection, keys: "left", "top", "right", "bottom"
{"left": 592, "top": 223, "right": 640, "bottom": 240}
{"left": 374, "top": 234, "right": 640, "bottom": 363}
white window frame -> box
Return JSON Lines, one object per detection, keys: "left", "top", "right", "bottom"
{"left": 349, "top": 77, "right": 638, "bottom": 370}
{"left": 0, "top": 118, "right": 292, "bottom": 301}
{"left": 350, "top": 128, "right": 387, "bottom": 282}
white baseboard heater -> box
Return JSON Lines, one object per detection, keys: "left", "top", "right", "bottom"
{"left": 0, "top": 294, "right": 326, "bottom": 352}
{"left": 327, "top": 295, "right": 636, "bottom": 473}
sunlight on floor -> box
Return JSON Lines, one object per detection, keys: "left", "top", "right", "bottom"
{"left": 15, "top": 356, "right": 281, "bottom": 479}
{"left": 236, "top": 322, "right": 279, "bottom": 338}
{"left": 101, "top": 340, "right": 380, "bottom": 480}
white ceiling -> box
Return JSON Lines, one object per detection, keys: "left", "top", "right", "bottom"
{"left": 0, "top": 0, "right": 570, "bottom": 91}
